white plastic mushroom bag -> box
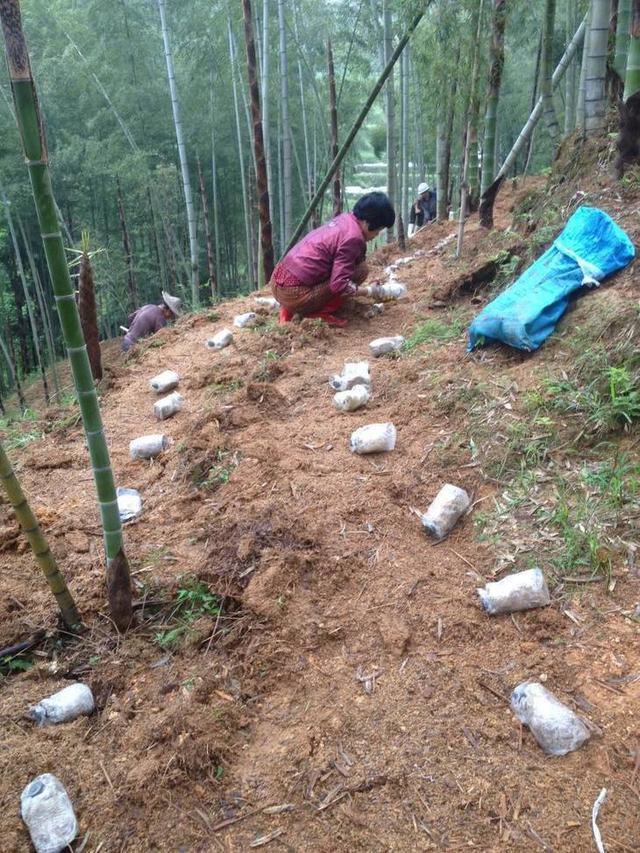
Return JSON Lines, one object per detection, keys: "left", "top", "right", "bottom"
{"left": 421, "top": 484, "right": 470, "bottom": 540}
{"left": 478, "top": 568, "right": 551, "bottom": 615}
{"left": 350, "top": 422, "right": 396, "bottom": 454}
{"left": 510, "top": 682, "right": 591, "bottom": 756}
{"left": 21, "top": 774, "right": 78, "bottom": 853}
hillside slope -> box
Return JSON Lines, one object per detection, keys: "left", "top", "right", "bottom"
{"left": 1, "top": 158, "right": 640, "bottom": 851}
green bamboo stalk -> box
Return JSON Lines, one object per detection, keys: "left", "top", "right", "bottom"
{"left": 0, "top": 438, "right": 81, "bottom": 630}
{"left": 0, "top": 0, "right": 132, "bottom": 632}
{"left": 283, "top": 3, "right": 430, "bottom": 254}
{"left": 624, "top": 1, "right": 640, "bottom": 102}
{"left": 615, "top": 0, "right": 632, "bottom": 81}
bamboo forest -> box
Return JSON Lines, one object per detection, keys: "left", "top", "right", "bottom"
{"left": 1, "top": 0, "right": 640, "bottom": 849}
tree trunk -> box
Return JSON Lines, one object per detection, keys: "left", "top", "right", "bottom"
{"left": 278, "top": 0, "right": 292, "bottom": 244}
{"left": 480, "top": 15, "right": 587, "bottom": 226}
{"left": 78, "top": 249, "right": 102, "bottom": 382}
{"left": 615, "top": 0, "right": 640, "bottom": 177}
{"left": 0, "top": 0, "right": 132, "bottom": 632}
{"left": 585, "top": 0, "right": 610, "bottom": 134}
{"left": 436, "top": 123, "right": 447, "bottom": 220}
{"left": 383, "top": 0, "right": 397, "bottom": 240}
{"left": 400, "top": 44, "right": 409, "bottom": 223}
{"left": 209, "top": 75, "right": 222, "bottom": 294}
{"left": 116, "top": 177, "right": 137, "bottom": 312}
{"left": 542, "top": 0, "right": 561, "bottom": 144}
{"left": 157, "top": 0, "right": 199, "bottom": 306}
{"left": 243, "top": 0, "right": 275, "bottom": 285}
{"left": 481, "top": 0, "right": 508, "bottom": 196}
{"left": 327, "top": 40, "right": 342, "bottom": 217}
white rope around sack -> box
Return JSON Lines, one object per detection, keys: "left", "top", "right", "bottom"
{"left": 554, "top": 240, "right": 603, "bottom": 287}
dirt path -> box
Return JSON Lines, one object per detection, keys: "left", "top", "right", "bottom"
{"left": 1, "top": 182, "right": 639, "bottom": 851}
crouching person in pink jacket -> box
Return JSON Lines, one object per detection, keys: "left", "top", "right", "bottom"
{"left": 271, "top": 192, "right": 395, "bottom": 327}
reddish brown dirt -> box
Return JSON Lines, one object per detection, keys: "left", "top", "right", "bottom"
{"left": 1, "top": 174, "right": 640, "bottom": 852}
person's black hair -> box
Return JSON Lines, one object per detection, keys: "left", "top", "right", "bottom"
{"left": 353, "top": 191, "right": 395, "bottom": 230}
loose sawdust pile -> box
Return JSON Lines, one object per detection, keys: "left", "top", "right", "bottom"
{"left": 1, "top": 168, "right": 640, "bottom": 851}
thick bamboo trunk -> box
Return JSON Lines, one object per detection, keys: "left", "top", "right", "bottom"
{"left": 481, "top": 0, "right": 508, "bottom": 196}
{"left": 243, "top": 0, "right": 275, "bottom": 285}
{"left": 261, "top": 0, "right": 273, "bottom": 229}
{"left": 327, "top": 40, "right": 342, "bottom": 217}
{"left": 116, "top": 177, "right": 137, "bottom": 312}
{"left": 584, "top": 0, "right": 610, "bottom": 134}
{"left": 615, "top": 0, "right": 632, "bottom": 80}
{"left": 0, "top": 0, "right": 132, "bottom": 631}
{"left": 0, "top": 439, "right": 81, "bottom": 629}
{"left": 157, "top": 0, "right": 199, "bottom": 306}
{"left": 615, "top": 0, "right": 640, "bottom": 176}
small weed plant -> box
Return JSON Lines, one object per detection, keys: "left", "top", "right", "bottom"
{"left": 155, "top": 578, "right": 221, "bottom": 649}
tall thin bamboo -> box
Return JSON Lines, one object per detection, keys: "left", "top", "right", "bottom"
{"left": 294, "top": 1, "right": 312, "bottom": 206}
{"left": 261, "top": 0, "right": 273, "bottom": 228}
{"left": 0, "top": 438, "right": 81, "bottom": 629}
{"left": 116, "top": 176, "right": 137, "bottom": 311}
{"left": 242, "top": 0, "right": 275, "bottom": 285}
{"left": 0, "top": 331, "right": 26, "bottom": 411}
{"left": 576, "top": 3, "right": 591, "bottom": 127}
{"left": 564, "top": 0, "right": 577, "bottom": 135}
{"left": 383, "top": 0, "right": 396, "bottom": 240}
{"left": 1, "top": 186, "right": 48, "bottom": 403}
{"left": 327, "top": 40, "right": 342, "bottom": 216}
{"left": 157, "top": 0, "right": 199, "bottom": 306}
{"left": 284, "top": 5, "right": 429, "bottom": 252}
{"left": 16, "top": 214, "right": 60, "bottom": 396}
{"left": 0, "top": 0, "right": 132, "bottom": 631}
{"left": 228, "top": 20, "right": 254, "bottom": 287}
{"left": 209, "top": 72, "right": 222, "bottom": 292}
{"left": 400, "top": 44, "right": 409, "bottom": 223}
{"left": 278, "top": 0, "right": 292, "bottom": 242}
{"left": 541, "top": 0, "right": 560, "bottom": 143}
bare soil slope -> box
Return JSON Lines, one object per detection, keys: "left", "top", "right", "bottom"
{"left": 1, "top": 161, "right": 639, "bottom": 851}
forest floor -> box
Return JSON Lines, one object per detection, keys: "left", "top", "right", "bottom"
{"left": 1, "top": 135, "right": 640, "bottom": 852}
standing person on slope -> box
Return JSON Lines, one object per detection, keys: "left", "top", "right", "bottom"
{"left": 407, "top": 182, "right": 437, "bottom": 236}
{"left": 271, "top": 192, "right": 395, "bottom": 327}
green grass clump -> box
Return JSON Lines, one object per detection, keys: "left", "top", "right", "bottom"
{"left": 403, "top": 316, "right": 464, "bottom": 351}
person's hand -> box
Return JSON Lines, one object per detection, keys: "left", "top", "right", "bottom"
{"left": 344, "top": 281, "right": 358, "bottom": 296}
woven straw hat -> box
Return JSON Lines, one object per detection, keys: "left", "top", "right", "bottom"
{"left": 161, "top": 291, "right": 182, "bottom": 317}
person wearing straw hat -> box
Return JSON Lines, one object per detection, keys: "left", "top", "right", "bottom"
{"left": 407, "top": 182, "right": 437, "bottom": 237}
{"left": 121, "top": 291, "right": 182, "bottom": 352}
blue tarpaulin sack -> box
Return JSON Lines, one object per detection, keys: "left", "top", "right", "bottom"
{"left": 467, "top": 207, "right": 635, "bottom": 352}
